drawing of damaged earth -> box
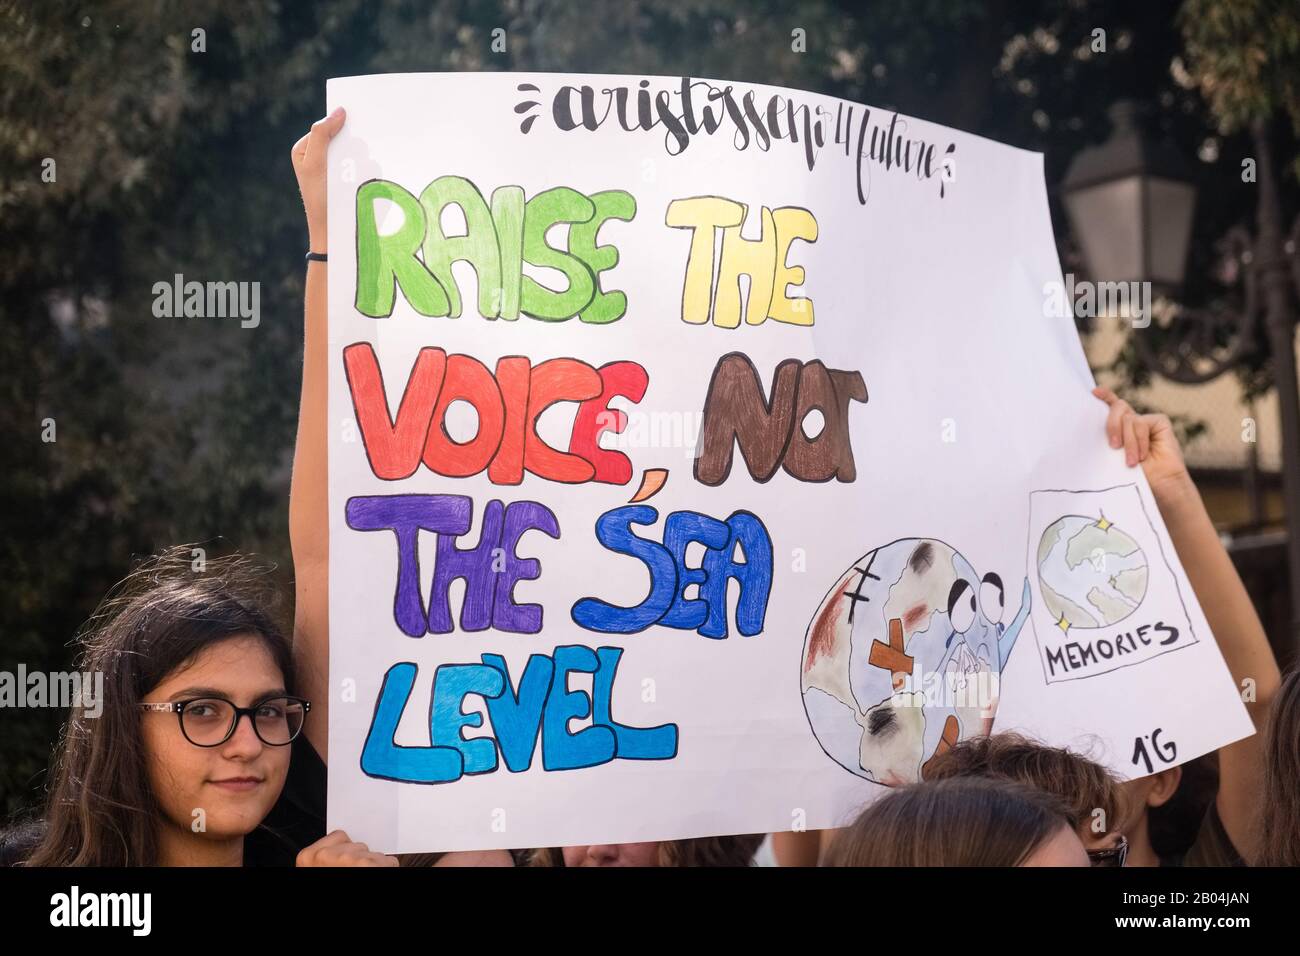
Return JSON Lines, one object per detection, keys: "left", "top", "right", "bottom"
{"left": 801, "top": 538, "right": 1031, "bottom": 785}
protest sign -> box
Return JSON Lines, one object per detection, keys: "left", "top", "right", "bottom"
{"left": 325, "top": 72, "right": 1254, "bottom": 852}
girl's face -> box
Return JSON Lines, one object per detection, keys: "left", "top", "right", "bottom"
{"left": 140, "top": 635, "right": 291, "bottom": 842}
{"left": 562, "top": 842, "right": 661, "bottom": 867}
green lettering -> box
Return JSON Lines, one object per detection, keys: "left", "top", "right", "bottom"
{"left": 419, "top": 176, "right": 502, "bottom": 319}
{"left": 520, "top": 187, "right": 596, "bottom": 321}
{"left": 571, "top": 189, "right": 636, "bottom": 324}
{"left": 355, "top": 180, "right": 450, "bottom": 318}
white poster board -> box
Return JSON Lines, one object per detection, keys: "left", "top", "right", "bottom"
{"left": 325, "top": 72, "right": 1253, "bottom": 853}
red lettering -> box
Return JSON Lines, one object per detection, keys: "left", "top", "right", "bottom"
{"left": 344, "top": 343, "right": 446, "bottom": 480}
{"left": 489, "top": 356, "right": 532, "bottom": 486}
{"left": 422, "top": 354, "right": 505, "bottom": 477}
{"left": 523, "top": 359, "right": 602, "bottom": 483}
{"left": 344, "top": 344, "right": 646, "bottom": 486}
{"left": 570, "top": 361, "right": 649, "bottom": 484}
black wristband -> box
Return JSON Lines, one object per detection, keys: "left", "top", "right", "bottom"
{"left": 305, "top": 251, "right": 328, "bottom": 262}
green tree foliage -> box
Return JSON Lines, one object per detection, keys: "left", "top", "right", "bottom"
{"left": 1180, "top": 0, "right": 1300, "bottom": 138}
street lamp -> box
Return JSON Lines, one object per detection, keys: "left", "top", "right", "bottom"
{"left": 1061, "top": 101, "right": 1198, "bottom": 291}
{"left": 1061, "top": 101, "right": 1300, "bottom": 650}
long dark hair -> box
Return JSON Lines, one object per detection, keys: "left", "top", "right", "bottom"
{"left": 1257, "top": 666, "right": 1300, "bottom": 866}
{"left": 823, "top": 776, "right": 1077, "bottom": 867}
{"left": 22, "top": 546, "right": 292, "bottom": 866}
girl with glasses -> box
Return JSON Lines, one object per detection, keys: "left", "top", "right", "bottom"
{"left": 5, "top": 549, "right": 393, "bottom": 867}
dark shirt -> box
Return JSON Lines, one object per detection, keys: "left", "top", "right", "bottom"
{"left": 1162, "top": 800, "right": 1246, "bottom": 867}
{"left": 244, "top": 733, "right": 328, "bottom": 866}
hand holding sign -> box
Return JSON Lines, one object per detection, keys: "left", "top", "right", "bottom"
{"left": 292, "top": 107, "right": 345, "bottom": 247}
{"left": 1093, "top": 387, "right": 1194, "bottom": 505}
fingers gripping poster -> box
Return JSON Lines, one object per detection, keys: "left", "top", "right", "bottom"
{"left": 325, "top": 72, "right": 1253, "bottom": 852}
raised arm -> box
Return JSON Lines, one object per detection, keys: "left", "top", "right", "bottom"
{"left": 290, "top": 108, "right": 346, "bottom": 759}
{"left": 285, "top": 111, "right": 514, "bottom": 867}
{"left": 1095, "top": 387, "right": 1281, "bottom": 861}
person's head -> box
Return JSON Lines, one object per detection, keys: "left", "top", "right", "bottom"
{"left": 824, "top": 776, "right": 1089, "bottom": 867}
{"left": 1116, "top": 766, "right": 1182, "bottom": 860}
{"left": 923, "top": 731, "right": 1127, "bottom": 861}
{"left": 26, "top": 547, "right": 297, "bottom": 866}
{"left": 530, "top": 836, "right": 763, "bottom": 867}
{"left": 1258, "top": 666, "right": 1300, "bottom": 866}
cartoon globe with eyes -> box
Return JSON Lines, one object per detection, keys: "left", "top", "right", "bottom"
{"left": 800, "top": 538, "right": 1030, "bottom": 785}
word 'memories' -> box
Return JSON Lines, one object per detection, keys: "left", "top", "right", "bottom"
{"left": 355, "top": 176, "right": 635, "bottom": 323}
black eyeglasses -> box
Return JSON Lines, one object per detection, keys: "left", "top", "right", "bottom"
{"left": 138, "top": 696, "right": 310, "bottom": 747}
{"left": 1087, "top": 834, "right": 1129, "bottom": 868}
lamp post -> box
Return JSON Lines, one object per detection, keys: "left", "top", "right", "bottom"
{"left": 1062, "top": 101, "right": 1300, "bottom": 649}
